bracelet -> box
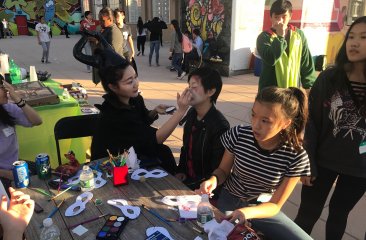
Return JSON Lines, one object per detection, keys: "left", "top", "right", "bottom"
{"left": 14, "top": 98, "right": 23, "bottom": 105}
{"left": 16, "top": 99, "right": 26, "bottom": 108}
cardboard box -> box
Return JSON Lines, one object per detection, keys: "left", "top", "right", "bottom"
{"left": 13, "top": 81, "right": 60, "bottom": 107}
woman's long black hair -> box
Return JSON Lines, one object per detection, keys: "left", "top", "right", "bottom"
{"left": 171, "top": 19, "right": 182, "bottom": 43}
{"left": 0, "top": 105, "right": 15, "bottom": 126}
{"left": 333, "top": 16, "right": 366, "bottom": 112}
{"left": 137, "top": 16, "right": 144, "bottom": 35}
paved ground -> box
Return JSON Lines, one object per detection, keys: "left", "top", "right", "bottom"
{"left": 1, "top": 35, "right": 365, "bottom": 240}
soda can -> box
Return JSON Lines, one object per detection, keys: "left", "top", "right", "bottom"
{"left": 12, "top": 161, "right": 30, "bottom": 188}
{"left": 36, "top": 153, "right": 51, "bottom": 179}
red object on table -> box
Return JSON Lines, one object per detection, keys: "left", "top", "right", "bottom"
{"left": 113, "top": 165, "right": 128, "bottom": 186}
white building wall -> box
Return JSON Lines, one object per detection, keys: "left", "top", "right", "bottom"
{"left": 230, "top": 0, "right": 265, "bottom": 72}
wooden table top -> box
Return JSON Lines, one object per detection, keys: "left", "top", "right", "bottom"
{"left": 23, "top": 169, "right": 221, "bottom": 240}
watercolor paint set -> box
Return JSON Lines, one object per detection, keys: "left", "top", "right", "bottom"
{"left": 96, "top": 215, "right": 129, "bottom": 240}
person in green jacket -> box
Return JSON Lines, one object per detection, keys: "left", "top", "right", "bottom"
{"left": 256, "top": 0, "right": 315, "bottom": 91}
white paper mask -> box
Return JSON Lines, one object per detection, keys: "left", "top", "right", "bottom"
{"left": 146, "top": 227, "right": 174, "bottom": 240}
{"left": 107, "top": 199, "right": 141, "bottom": 219}
{"left": 65, "top": 192, "right": 93, "bottom": 217}
{"left": 131, "top": 169, "right": 168, "bottom": 180}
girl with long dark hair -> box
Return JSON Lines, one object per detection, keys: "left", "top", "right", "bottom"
{"left": 136, "top": 17, "right": 147, "bottom": 56}
{"left": 294, "top": 16, "right": 366, "bottom": 240}
{"left": 170, "top": 19, "right": 185, "bottom": 80}
{"left": 197, "top": 87, "right": 312, "bottom": 239}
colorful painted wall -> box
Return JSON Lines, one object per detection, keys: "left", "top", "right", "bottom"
{"left": 185, "top": 0, "right": 225, "bottom": 41}
{"left": 0, "top": 0, "right": 82, "bottom": 36}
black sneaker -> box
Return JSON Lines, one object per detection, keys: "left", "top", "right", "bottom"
{"left": 41, "top": 59, "right": 45, "bottom": 63}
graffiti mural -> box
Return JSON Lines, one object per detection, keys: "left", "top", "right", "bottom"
{"left": 185, "top": 0, "right": 225, "bottom": 40}
{"left": 0, "top": 0, "right": 81, "bottom": 36}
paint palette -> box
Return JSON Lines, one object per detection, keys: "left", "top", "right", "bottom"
{"left": 96, "top": 215, "right": 129, "bottom": 240}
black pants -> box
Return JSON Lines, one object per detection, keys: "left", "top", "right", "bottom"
{"left": 183, "top": 49, "right": 199, "bottom": 73}
{"left": 137, "top": 36, "right": 146, "bottom": 54}
{"left": 139, "top": 144, "right": 177, "bottom": 175}
{"left": 294, "top": 166, "right": 366, "bottom": 240}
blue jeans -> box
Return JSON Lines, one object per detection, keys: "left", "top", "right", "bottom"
{"left": 149, "top": 40, "right": 160, "bottom": 65}
{"left": 217, "top": 188, "right": 313, "bottom": 240}
{"left": 172, "top": 53, "right": 183, "bottom": 75}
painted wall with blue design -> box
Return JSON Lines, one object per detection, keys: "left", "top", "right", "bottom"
{"left": 0, "top": 0, "right": 81, "bottom": 36}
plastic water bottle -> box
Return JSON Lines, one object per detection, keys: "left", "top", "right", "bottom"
{"left": 79, "top": 165, "right": 95, "bottom": 191}
{"left": 9, "top": 59, "right": 21, "bottom": 84}
{"left": 197, "top": 194, "right": 214, "bottom": 227}
{"left": 40, "top": 218, "right": 60, "bottom": 240}
{"left": 62, "top": 88, "right": 70, "bottom": 100}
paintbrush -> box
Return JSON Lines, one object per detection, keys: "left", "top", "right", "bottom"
{"left": 67, "top": 213, "right": 109, "bottom": 229}
{"left": 40, "top": 199, "right": 65, "bottom": 228}
{"left": 142, "top": 204, "right": 173, "bottom": 228}
{"left": 48, "top": 185, "right": 74, "bottom": 201}
{"left": 28, "top": 187, "right": 53, "bottom": 197}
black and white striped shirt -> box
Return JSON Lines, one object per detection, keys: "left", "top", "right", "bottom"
{"left": 221, "top": 125, "right": 310, "bottom": 199}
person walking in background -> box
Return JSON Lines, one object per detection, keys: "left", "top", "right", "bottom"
{"left": 136, "top": 17, "right": 147, "bottom": 56}
{"left": 114, "top": 9, "right": 135, "bottom": 61}
{"left": 256, "top": 0, "right": 315, "bottom": 91}
{"left": 0, "top": 20, "right": 3, "bottom": 39}
{"left": 170, "top": 19, "right": 185, "bottom": 79}
{"left": 144, "top": 17, "right": 167, "bottom": 67}
{"left": 197, "top": 86, "right": 312, "bottom": 240}
{"left": 2, "top": 19, "right": 11, "bottom": 39}
{"left": 99, "top": 7, "right": 124, "bottom": 58}
{"left": 294, "top": 16, "right": 366, "bottom": 240}
{"left": 63, "top": 22, "right": 70, "bottom": 38}
{"left": 159, "top": 17, "right": 167, "bottom": 47}
{"left": 80, "top": 10, "right": 99, "bottom": 73}
{"left": 35, "top": 16, "right": 51, "bottom": 63}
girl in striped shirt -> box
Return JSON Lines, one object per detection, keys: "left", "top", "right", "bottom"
{"left": 198, "top": 87, "right": 312, "bottom": 240}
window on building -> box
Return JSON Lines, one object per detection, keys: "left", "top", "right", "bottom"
{"left": 152, "top": 0, "right": 170, "bottom": 23}
{"left": 127, "top": 0, "right": 142, "bottom": 23}
{"left": 347, "top": 0, "right": 366, "bottom": 25}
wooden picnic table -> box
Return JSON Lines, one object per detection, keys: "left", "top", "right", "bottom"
{"left": 22, "top": 168, "right": 222, "bottom": 240}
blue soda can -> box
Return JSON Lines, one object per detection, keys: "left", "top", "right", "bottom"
{"left": 12, "top": 161, "right": 30, "bottom": 188}
{"left": 36, "top": 153, "right": 51, "bottom": 179}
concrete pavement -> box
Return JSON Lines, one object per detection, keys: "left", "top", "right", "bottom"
{"left": 1, "top": 35, "right": 364, "bottom": 240}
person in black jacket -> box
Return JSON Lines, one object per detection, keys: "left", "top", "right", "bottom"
{"left": 144, "top": 17, "right": 167, "bottom": 66}
{"left": 73, "top": 31, "right": 191, "bottom": 174}
{"left": 175, "top": 67, "right": 230, "bottom": 197}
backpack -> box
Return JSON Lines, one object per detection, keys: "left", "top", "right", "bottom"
{"left": 182, "top": 34, "right": 193, "bottom": 53}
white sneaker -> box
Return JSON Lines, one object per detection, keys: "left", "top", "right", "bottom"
{"left": 179, "top": 71, "right": 186, "bottom": 80}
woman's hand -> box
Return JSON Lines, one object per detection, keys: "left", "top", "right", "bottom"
{"left": 226, "top": 208, "right": 248, "bottom": 225}
{"left": 2, "top": 80, "right": 21, "bottom": 103}
{"left": 176, "top": 88, "right": 191, "bottom": 114}
{"left": 0, "top": 187, "right": 35, "bottom": 238}
{"left": 154, "top": 104, "right": 170, "bottom": 115}
{"left": 195, "top": 176, "right": 217, "bottom": 195}
{"left": 301, "top": 176, "right": 316, "bottom": 186}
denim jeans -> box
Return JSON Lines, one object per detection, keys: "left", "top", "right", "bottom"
{"left": 41, "top": 41, "right": 50, "bottom": 62}
{"left": 172, "top": 52, "right": 183, "bottom": 76}
{"left": 217, "top": 188, "right": 313, "bottom": 240}
{"left": 149, "top": 40, "right": 160, "bottom": 65}
{"left": 84, "top": 41, "right": 92, "bottom": 70}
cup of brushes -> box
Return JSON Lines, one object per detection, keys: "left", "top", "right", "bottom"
{"left": 108, "top": 150, "right": 129, "bottom": 186}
